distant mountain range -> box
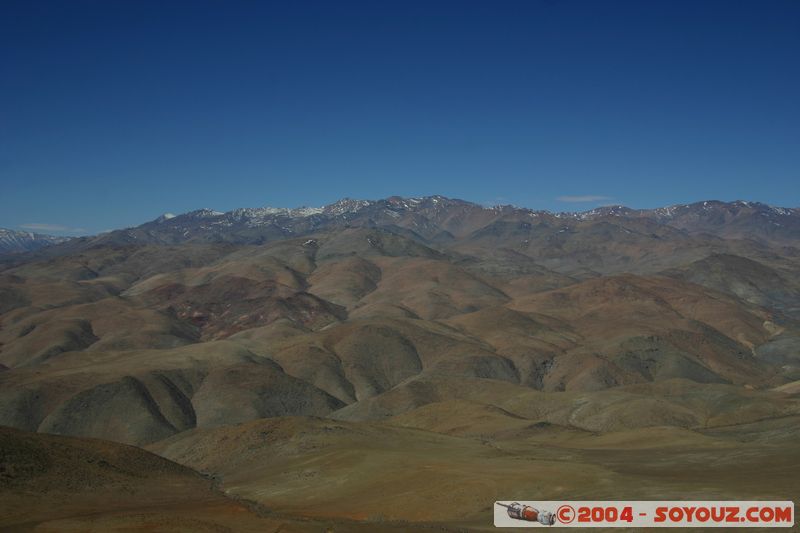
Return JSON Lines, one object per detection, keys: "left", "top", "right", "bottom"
{"left": 9, "top": 197, "right": 794, "bottom": 256}
{"left": 0, "top": 228, "right": 70, "bottom": 254}
{"left": 133, "top": 197, "right": 800, "bottom": 244}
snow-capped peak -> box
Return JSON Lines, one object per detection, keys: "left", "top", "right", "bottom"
{"left": 0, "top": 227, "right": 70, "bottom": 254}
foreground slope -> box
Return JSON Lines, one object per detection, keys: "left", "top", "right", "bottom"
{"left": 0, "top": 426, "right": 437, "bottom": 532}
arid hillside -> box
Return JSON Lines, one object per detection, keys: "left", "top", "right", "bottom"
{"left": 2, "top": 196, "right": 799, "bottom": 530}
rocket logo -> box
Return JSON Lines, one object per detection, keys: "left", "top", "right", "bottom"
{"left": 497, "top": 502, "right": 556, "bottom": 526}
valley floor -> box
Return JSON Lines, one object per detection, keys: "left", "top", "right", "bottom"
{"left": 3, "top": 402, "right": 798, "bottom": 531}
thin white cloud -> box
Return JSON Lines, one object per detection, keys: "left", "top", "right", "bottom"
{"left": 557, "top": 195, "right": 613, "bottom": 203}
{"left": 19, "top": 223, "right": 87, "bottom": 234}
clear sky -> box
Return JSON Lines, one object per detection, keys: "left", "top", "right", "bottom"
{"left": 1, "top": 1, "right": 798, "bottom": 235}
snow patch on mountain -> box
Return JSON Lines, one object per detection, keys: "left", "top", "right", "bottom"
{"left": 0, "top": 228, "right": 70, "bottom": 254}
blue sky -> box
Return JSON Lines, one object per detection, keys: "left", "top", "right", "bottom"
{"left": 1, "top": 1, "right": 798, "bottom": 235}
